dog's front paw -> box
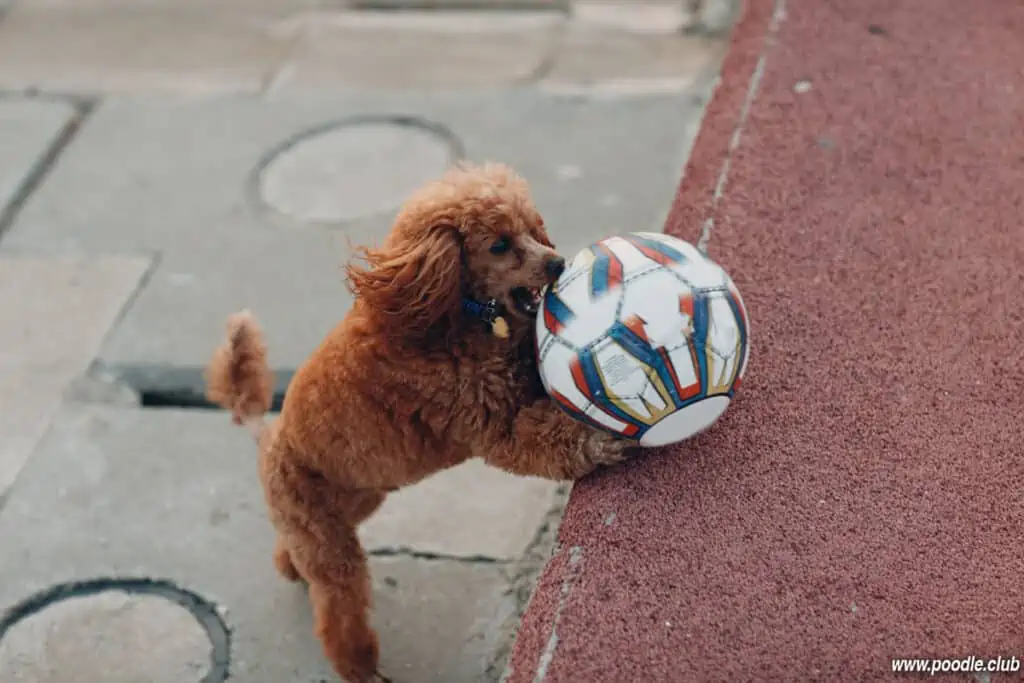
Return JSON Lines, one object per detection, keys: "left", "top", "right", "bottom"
{"left": 583, "top": 430, "right": 632, "bottom": 468}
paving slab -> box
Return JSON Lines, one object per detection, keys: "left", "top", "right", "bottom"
{"left": 567, "top": 0, "right": 738, "bottom": 35}
{"left": 351, "top": 0, "right": 568, "bottom": 10}
{"left": 2, "top": 90, "right": 717, "bottom": 374}
{"left": 0, "top": 7, "right": 297, "bottom": 96}
{"left": 266, "top": 11, "right": 562, "bottom": 91}
{"left": 0, "top": 253, "right": 152, "bottom": 496}
{"left": 368, "top": 556, "right": 519, "bottom": 682}
{"left": 0, "top": 98, "right": 76, "bottom": 219}
{"left": 0, "top": 405, "right": 554, "bottom": 681}
{"left": 360, "top": 458, "right": 560, "bottom": 561}
{"left": 0, "top": 253, "right": 153, "bottom": 368}
{"left": 571, "top": 0, "right": 688, "bottom": 33}
{"left": 536, "top": 1, "right": 729, "bottom": 92}
{"left": 681, "top": 0, "right": 741, "bottom": 35}
{"left": 0, "top": 366, "right": 78, "bottom": 500}
{"left": 544, "top": 28, "right": 729, "bottom": 92}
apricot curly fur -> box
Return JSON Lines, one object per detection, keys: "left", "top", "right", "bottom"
{"left": 204, "top": 161, "right": 632, "bottom": 683}
{"left": 205, "top": 310, "right": 273, "bottom": 438}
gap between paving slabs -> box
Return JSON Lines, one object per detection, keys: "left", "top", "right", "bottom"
{"left": 0, "top": 94, "right": 95, "bottom": 242}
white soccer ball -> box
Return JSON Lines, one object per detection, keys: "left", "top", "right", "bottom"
{"left": 535, "top": 232, "right": 750, "bottom": 448}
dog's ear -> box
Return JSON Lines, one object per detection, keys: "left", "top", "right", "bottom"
{"left": 346, "top": 224, "right": 463, "bottom": 336}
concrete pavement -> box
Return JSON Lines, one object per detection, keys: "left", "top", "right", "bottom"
{"left": 0, "top": 2, "right": 731, "bottom": 680}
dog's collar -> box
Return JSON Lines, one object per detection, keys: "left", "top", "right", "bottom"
{"left": 462, "top": 297, "right": 510, "bottom": 339}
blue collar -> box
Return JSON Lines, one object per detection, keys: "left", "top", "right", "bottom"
{"left": 462, "top": 297, "right": 499, "bottom": 323}
{"left": 463, "top": 297, "right": 511, "bottom": 338}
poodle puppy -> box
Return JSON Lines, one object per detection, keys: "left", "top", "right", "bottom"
{"left": 204, "top": 162, "right": 632, "bottom": 683}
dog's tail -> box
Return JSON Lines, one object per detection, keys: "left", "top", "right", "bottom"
{"left": 205, "top": 309, "right": 274, "bottom": 443}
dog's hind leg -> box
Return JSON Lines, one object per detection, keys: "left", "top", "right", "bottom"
{"left": 265, "top": 460, "right": 387, "bottom": 682}
{"left": 288, "top": 521, "right": 382, "bottom": 683}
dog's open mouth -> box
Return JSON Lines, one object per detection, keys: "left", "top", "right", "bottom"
{"left": 510, "top": 286, "right": 542, "bottom": 315}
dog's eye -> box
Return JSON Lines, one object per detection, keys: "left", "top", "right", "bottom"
{"left": 489, "top": 236, "right": 511, "bottom": 254}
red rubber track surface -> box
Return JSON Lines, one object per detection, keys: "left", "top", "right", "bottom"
{"left": 506, "top": 0, "right": 1024, "bottom": 681}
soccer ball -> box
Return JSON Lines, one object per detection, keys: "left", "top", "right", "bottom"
{"left": 535, "top": 232, "right": 750, "bottom": 448}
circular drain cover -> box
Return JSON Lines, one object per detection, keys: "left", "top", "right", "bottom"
{"left": 0, "top": 580, "right": 229, "bottom": 683}
{"left": 257, "top": 118, "right": 455, "bottom": 224}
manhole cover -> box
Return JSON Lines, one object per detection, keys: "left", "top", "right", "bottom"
{"left": 0, "top": 579, "right": 229, "bottom": 683}
{"left": 255, "top": 117, "right": 458, "bottom": 224}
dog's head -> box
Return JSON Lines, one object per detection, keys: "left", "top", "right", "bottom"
{"left": 346, "top": 162, "right": 564, "bottom": 340}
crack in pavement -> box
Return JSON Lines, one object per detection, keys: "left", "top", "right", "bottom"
{"left": 368, "top": 546, "right": 511, "bottom": 565}
{"left": 0, "top": 94, "right": 96, "bottom": 244}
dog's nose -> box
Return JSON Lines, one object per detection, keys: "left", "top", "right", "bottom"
{"left": 545, "top": 256, "right": 566, "bottom": 282}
